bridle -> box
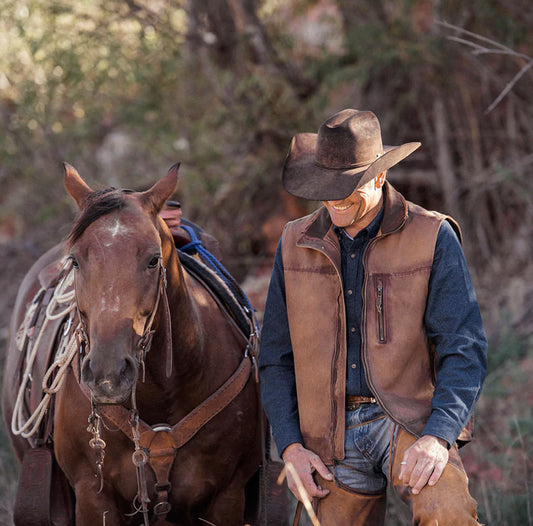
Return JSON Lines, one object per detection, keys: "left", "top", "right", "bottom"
{"left": 71, "top": 252, "right": 258, "bottom": 525}
{"left": 137, "top": 260, "right": 173, "bottom": 381}
{"left": 74, "top": 257, "right": 173, "bottom": 384}
{"left": 72, "top": 255, "right": 175, "bottom": 524}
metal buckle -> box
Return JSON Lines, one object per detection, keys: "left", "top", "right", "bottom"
{"left": 153, "top": 501, "right": 172, "bottom": 516}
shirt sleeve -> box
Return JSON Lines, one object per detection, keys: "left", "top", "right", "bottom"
{"left": 421, "top": 220, "right": 488, "bottom": 446}
{"left": 258, "top": 239, "right": 303, "bottom": 456}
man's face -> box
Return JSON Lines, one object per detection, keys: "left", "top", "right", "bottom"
{"left": 322, "top": 174, "right": 384, "bottom": 234}
{"left": 160, "top": 205, "right": 182, "bottom": 229}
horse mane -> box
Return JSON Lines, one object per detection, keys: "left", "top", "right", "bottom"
{"left": 67, "top": 188, "right": 135, "bottom": 247}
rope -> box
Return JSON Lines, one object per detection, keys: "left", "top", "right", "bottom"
{"left": 179, "top": 225, "right": 256, "bottom": 316}
{"left": 11, "top": 260, "right": 79, "bottom": 440}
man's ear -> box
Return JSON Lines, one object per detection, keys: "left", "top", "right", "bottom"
{"left": 375, "top": 171, "right": 386, "bottom": 189}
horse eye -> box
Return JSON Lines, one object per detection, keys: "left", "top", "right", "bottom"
{"left": 147, "top": 256, "right": 160, "bottom": 269}
{"left": 69, "top": 256, "right": 80, "bottom": 270}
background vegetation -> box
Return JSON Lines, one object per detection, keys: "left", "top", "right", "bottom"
{"left": 1, "top": 0, "right": 532, "bottom": 524}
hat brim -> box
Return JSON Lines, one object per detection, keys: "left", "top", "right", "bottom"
{"left": 282, "top": 133, "right": 421, "bottom": 201}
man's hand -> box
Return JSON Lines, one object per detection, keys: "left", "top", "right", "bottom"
{"left": 399, "top": 435, "right": 449, "bottom": 495}
{"left": 281, "top": 443, "right": 334, "bottom": 501}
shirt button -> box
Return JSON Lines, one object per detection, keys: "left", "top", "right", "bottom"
{"left": 350, "top": 253, "right": 356, "bottom": 259}
{"left": 351, "top": 363, "right": 357, "bottom": 369}
{"left": 350, "top": 327, "right": 356, "bottom": 333}
{"left": 347, "top": 289, "right": 353, "bottom": 295}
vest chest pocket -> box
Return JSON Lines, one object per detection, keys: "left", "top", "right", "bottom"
{"left": 375, "top": 277, "right": 387, "bottom": 343}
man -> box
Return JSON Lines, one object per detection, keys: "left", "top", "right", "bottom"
{"left": 160, "top": 200, "right": 222, "bottom": 259}
{"left": 160, "top": 199, "right": 183, "bottom": 232}
{"left": 259, "top": 109, "right": 487, "bottom": 524}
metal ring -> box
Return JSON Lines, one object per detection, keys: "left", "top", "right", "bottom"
{"left": 131, "top": 448, "right": 148, "bottom": 466}
{"left": 89, "top": 437, "right": 106, "bottom": 450}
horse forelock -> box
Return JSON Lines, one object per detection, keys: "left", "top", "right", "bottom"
{"left": 67, "top": 188, "right": 136, "bottom": 247}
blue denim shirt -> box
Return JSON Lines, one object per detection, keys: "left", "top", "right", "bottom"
{"left": 337, "top": 205, "right": 384, "bottom": 398}
{"left": 259, "top": 204, "right": 487, "bottom": 456}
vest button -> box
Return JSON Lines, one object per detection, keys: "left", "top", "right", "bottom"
{"left": 347, "top": 289, "right": 353, "bottom": 295}
{"left": 351, "top": 363, "right": 357, "bottom": 369}
{"left": 351, "top": 327, "right": 356, "bottom": 333}
{"left": 350, "top": 253, "right": 356, "bottom": 259}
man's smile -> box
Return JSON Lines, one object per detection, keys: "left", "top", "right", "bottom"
{"left": 332, "top": 203, "right": 353, "bottom": 211}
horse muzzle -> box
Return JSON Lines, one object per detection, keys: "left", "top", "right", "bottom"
{"left": 81, "top": 353, "right": 138, "bottom": 405}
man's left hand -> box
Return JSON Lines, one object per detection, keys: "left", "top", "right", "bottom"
{"left": 399, "top": 435, "right": 449, "bottom": 495}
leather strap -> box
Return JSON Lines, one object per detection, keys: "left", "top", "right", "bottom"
{"left": 75, "top": 353, "right": 252, "bottom": 450}
{"left": 346, "top": 395, "right": 377, "bottom": 405}
{"left": 14, "top": 448, "right": 53, "bottom": 526}
{"left": 293, "top": 501, "right": 303, "bottom": 526}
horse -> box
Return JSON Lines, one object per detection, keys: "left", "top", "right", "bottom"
{"left": 2, "top": 164, "right": 264, "bottom": 525}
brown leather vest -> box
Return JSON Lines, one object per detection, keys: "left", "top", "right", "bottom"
{"left": 281, "top": 183, "right": 469, "bottom": 463}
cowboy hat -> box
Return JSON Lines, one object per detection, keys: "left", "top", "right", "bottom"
{"left": 282, "top": 109, "right": 421, "bottom": 201}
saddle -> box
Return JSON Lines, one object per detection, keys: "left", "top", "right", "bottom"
{"left": 12, "top": 233, "right": 286, "bottom": 525}
{"left": 13, "top": 258, "right": 75, "bottom": 444}
{"left": 13, "top": 258, "right": 76, "bottom": 526}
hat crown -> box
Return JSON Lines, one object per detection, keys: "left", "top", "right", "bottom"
{"left": 315, "top": 109, "right": 383, "bottom": 170}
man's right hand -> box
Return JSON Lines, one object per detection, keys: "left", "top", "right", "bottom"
{"left": 281, "top": 443, "right": 334, "bottom": 502}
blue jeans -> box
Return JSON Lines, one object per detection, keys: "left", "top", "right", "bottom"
{"left": 315, "top": 404, "right": 480, "bottom": 525}
{"left": 334, "top": 403, "right": 394, "bottom": 493}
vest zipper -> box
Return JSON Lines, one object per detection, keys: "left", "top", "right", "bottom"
{"left": 376, "top": 279, "right": 385, "bottom": 343}
{"left": 304, "top": 235, "right": 345, "bottom": 460}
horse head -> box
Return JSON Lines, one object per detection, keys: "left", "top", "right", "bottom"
{"left": 64, "top": 163, "right": 178, "bottom": 404}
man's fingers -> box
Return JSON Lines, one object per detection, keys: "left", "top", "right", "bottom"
{"left": 428, "top": 460, "right": 446, "bottom": 487}
{"left": 288, "top": 471, "right": 329, "bottom": 501}
{"left": 399, "top": 448, "right": 416, "bottom": 483}
{"left": 409, "top": 462, "right": 434, "bottom": 494}
{"left": 310, "top": 457, "right": 334, "bottom": 481}
{"left": 399, "top": 435, "right": 449, "bottom": 493}
{"left": 282, "top": 444, "right": 332, "bottom": 501}
{"left": 400, "top": 458, "right": 448, "bottom": 494}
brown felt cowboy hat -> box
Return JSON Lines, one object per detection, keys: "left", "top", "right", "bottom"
{"left": 282, "top": 109, "right": 421, "bottom": 201}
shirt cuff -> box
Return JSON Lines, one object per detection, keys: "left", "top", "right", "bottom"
{"left": 272, "top": 427, "right": 304, "bottom": 458}
{"left": 422, "top": 416, "right": 461, "bottom": 449}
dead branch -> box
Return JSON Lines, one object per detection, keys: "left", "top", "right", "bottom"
{"left": 436, "top": 20, "right": 533, "bottom": 114}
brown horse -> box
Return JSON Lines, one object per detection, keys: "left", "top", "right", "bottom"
{"left": 2, "top": 164, "right": 264, "bottom": 525}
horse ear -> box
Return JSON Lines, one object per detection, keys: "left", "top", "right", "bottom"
{"left": 141, "top": 163, "right": 180, "bottom": 213}
{"left": 64, "top": 162, "right": 93, "bottom": 209}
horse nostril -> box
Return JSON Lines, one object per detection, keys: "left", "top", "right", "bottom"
{"left": 120, "top": 356, "right": 137, "bottom": 386}
{"left": 81, "top": 357, "right": 95, "bottom": 386}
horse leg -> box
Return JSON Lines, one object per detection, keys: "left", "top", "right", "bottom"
{"left": 73, "top": 479, "right": 125, "bottom": 526}
{"left": 201, "top": 479, "right": 247, "bottom": 526}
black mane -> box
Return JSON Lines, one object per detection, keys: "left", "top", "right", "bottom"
{"left": 67, "top": 188, "right": 134, "bottom": 246}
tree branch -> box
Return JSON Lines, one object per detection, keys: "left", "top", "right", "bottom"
{"left": 436, "top": 20, "right": 533, "bottom": 114}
